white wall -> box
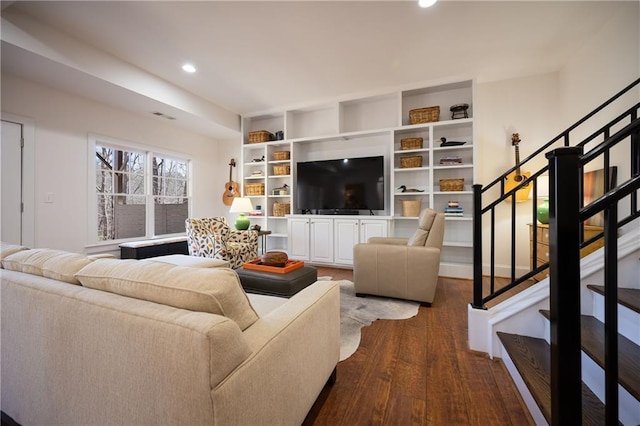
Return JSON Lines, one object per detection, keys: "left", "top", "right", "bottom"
{"left": 473, "top": 1, "right": 639, "bottom": 276}
{"left": 1, "top": 73, "right": 229, "bottom": 253}
{"left": 475, "top": 73, "right": 564, "bottom": 275}
{"left": 558, "top": 2, "right": 639, "bottom": 126}
{"left": 558, "top": 1, "right": 639, "bottom": 231}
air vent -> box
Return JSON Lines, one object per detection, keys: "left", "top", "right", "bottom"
{"left": 151, "top": 112, "right": 176, "bottom": 120}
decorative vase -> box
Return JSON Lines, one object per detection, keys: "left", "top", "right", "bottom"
{"left": 537, "top": 199, "right": 549, "bottom": 224}
{"left": 235, "top": 213, "right": 250, "bottom": 230}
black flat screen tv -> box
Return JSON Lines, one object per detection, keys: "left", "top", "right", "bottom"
{"left": 296, "top": 156, "right": 384, "bottom": 213}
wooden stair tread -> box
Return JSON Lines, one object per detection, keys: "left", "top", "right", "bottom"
{"left": 581, "top": 315, "right": 640, "bottom": 402}
{"left": 497, "top": 332, "right": 607, "bottom": 425}
{"left": 587, "top": 285, "right": 640, "bottom": 314}
{"left": 539, "top": 310, "right": 640, "bottom": 402}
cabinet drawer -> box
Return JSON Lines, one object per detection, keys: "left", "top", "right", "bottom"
{"left": 529, "top": 241, "right": 549, "bottom": 260}
{"left": 528, "top": 224, "right": 550, "bottom": 244}
{"left": 537, "top": 227, "right": 550, "bottom": 243}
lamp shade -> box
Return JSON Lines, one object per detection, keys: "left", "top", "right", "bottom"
{"left": 536, "top": 175, "right": 549, "bottom": 199}
{"left": 229, "top": 197, "right": 253, "bottom": 213}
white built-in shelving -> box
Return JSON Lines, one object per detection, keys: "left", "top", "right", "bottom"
{"left": 240, "top": 79, "right": 475, "bottom": 277}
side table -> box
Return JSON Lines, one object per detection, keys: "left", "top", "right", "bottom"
{"left": 255, "top": 230, "right": 271, "bottom": 254}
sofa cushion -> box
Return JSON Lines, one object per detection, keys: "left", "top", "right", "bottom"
{"left": 417, "top": 208, "right": 437, "bottom": 230}
{"left": 2, "top": 249, "right": 93, "bottom": 285}
{"left": 43, "top": 252, "right": 96, "bottom": 284}
{"left": 407, "top": 208, "right": 438, "bottom": 246}
{"left": 407, "top": 229, "right": 429, "bottom": 246}
{"left": 75, "top": 259, "right": 259, "bottom": 330}
{"left": 0, "top": 242, "right": 29, "bottom": 263}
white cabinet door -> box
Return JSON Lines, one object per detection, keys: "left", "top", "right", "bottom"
{"left": 310, "top": 219, "right": 333, "bottom": 263}
{"left": 287, "top": 218, "right": 309, "bottom": 260}
{"left": 360, "top": 219, "right": 389, "bottom": 243}
{"left": 334, "top": 219, "right": 359, "bottom": 265}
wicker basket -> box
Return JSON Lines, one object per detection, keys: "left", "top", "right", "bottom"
{"left": 400, "top": 137, "right": 423, "bottom": 150}
{"left": 273, "top": 202, "right": 291, "bottom": 217}
{"left": 439, "top": 178, "right": 464, "bottom": 192}
{"left": 400, "top": 155, "right": 423, "bottom": 168}
{"left": 402, "top": 200, "right": 421, "bottom": 217}
{"left": 409, "top": 106, "right": 440, "bottom": 125}
{"left": 273, "top": 151, "right": 290, "bottom": 160}
{"left": 245, "top": 182, "right": 265, "bottom": 196}
{"left": 273, "top": 164, "right": 291, "bottom": 176}
{"left": 248, "top": 130, "right": 273, "bottom": 143}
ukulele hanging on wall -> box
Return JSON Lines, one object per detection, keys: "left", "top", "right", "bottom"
{"left": 504, "top": 133, "right": 532, "bottom": 202}
{"left": 222, "top": 158, "right": 240, "bottom": 206}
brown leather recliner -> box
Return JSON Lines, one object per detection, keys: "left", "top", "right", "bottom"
{"left": 353, "top": 208, "right": 445, "bottom": 305}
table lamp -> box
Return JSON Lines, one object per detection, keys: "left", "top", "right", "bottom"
{"left": 536, "top": 175, "right": 550, "bottom": 224}
{"left": 230, "top": 197, "right": 254, "bottom": 230}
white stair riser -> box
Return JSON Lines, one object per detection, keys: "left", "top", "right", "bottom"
{"left": 591, "top": 291, "right": 640, "bottom": 346}
{"left": 581, "top": 353, "right": 640, "bottom": 426}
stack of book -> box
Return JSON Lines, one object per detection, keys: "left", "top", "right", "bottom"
{"left": 444, "top": 201, "right": 464, "bottom": 217}
{"left": 439, "top": 155, "right": 462, "bottom": 165}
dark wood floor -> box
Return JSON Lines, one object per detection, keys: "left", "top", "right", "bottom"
{"left": 304, "top": 267, "right": 534, "bottom": 426}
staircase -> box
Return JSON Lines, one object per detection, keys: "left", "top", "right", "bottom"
{"left": 469, "top": 78, "right": 640, "bottom": 425}
{"left": 498, "top": 281, "right": 640, "bottom": 425}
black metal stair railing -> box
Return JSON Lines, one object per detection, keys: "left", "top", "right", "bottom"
{"left": 472, "top": 77, "right": 640, "bottom": 309}
{"left": 547, "top": 128, "right": 640, "bottom": 424}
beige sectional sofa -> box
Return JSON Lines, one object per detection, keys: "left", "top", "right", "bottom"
{"left": 0, "top": 244, "right": 340, "bottom": 425}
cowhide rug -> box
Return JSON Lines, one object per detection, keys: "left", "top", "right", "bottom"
{"left": 337, "top": 280, "right": 419, "bottom": 361}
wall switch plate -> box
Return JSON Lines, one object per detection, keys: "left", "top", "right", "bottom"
{"left": 45, "top": 192, "right": 54, "bottom": 203}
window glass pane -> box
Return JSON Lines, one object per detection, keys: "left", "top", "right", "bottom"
{"left": 118, "top": 172, "right": 145, "bottom": 195}
{"left": 97, "top": 195, "right": 147, "bottom": 240}
{"left": 96, "top": 147, "right": 113, "bottom": 171}
{"left": 154, "top": 196, "right": 187, "bottom": 204}
{"left": 118, "top": 151, "right": 144, "bottom": 174}
{"left": 96, "top": 194, "right": 115, "bottom": 241}
{"left": 154, "top": 200, "right": 188, "bottom": 235}
{"left": 113, "top": 199, "right": 146, "bottom": 239}
{"left": 96, "top": 170, "right": 113, "bottom": 194}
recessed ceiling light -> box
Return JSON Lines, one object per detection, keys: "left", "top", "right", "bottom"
{"left": 418, "top": 0, "right": 437, "bottom": 8}
{"left": 182, "top": 63, "right": 196, "bottom": 73}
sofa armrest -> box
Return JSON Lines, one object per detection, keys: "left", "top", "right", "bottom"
{"left": 227, "top": 229, "right": 258, "bottom": 245}
{"left": 212, "top": 280, "right": 340, "bottom": 425}
{"left": 366, "top": 237, "right": 408, "bottom": 245}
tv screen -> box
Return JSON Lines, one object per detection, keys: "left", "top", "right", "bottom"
{"left": 296, "top": 156, "right": 384, "bottom": 213}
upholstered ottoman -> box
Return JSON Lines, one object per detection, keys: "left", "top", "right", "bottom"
{"left": 235, "top": 266, "right": 318, "bottom": 298}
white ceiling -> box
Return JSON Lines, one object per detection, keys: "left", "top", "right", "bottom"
{"left": 0, "top": 1, "right": 634, "bottom": 139}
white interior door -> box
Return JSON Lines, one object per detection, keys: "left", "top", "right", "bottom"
{"left": 1, "top": 120, "right": 23, "bottom": 244}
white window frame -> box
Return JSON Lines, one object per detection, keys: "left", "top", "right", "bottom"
{"left": 87, "top": 133, "right": 192, "bottom": 247}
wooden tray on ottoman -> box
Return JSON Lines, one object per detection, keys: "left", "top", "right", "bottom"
{"left": 243, "top": 259, "right": 304, "bottom": 274}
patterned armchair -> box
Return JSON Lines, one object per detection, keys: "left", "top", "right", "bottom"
{"left": 185, "top": 217, "right": 258, "bottom": 269}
